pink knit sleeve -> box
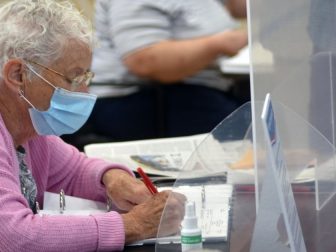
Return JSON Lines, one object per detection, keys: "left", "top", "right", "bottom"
{"left": 1, "top": 205, "right": 125, "bottom": 251}
{"left": 43, "top": 136, "right": 134, "bottom": 202}
{"left": 0, "top": 136, "right": 127, "bottom": 251}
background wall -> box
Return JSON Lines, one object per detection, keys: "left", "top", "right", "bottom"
{"left": 0, "top": 0, "right": 95, "bottom": 22}
{"left": 70, "top": 0, "right": 95, "bottom": 22}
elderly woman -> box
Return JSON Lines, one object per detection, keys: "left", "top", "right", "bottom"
{"left": 0, "top": 1, "right": 184, "bottom": 251}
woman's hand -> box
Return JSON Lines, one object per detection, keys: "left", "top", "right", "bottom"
{"left": 121, "top": 190, "right": 186, "bottom": 244}
{"left": 102, "top": 169, "right": 152, "bottom": 211}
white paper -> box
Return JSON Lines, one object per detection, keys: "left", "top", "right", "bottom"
{"left": 84, "top": 134, "right": 207, "bottom": 177}
{"left": 219, "top": 43, "right": 274, "bottom": 74}
{"left": 129, "top": 184, "right": 233, "bottom": 246}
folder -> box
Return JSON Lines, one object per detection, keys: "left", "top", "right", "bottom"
{"left": 39, "top": 190, "right": 107, "bottom": 216}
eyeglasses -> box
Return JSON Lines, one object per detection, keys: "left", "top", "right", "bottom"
{"left": 26, "top": 60, "right": 95, "bottom": 89}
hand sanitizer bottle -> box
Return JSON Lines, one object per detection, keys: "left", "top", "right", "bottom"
{"left": 181, "top": 201, "right": 203, "bottom": 251}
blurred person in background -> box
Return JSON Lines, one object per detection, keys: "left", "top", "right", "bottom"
{"left": 83, "top": 0, "right": 248, "bottom": 145}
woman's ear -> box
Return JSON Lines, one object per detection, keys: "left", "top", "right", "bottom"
{"left": 2, "top": 59, "right": 25, "bottom": 93}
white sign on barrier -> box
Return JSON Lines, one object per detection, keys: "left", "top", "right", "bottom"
{"left": 259, "top": 93, "right": 307, "bottom": 252}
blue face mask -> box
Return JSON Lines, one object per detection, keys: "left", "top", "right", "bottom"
{"left": 20, "top": 65, "right": 97, "bottom": 136}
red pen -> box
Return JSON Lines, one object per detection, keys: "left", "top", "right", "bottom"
{"left": 137, "top": 167, "right": 158, "bottom": 195}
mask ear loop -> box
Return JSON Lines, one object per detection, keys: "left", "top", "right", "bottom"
{"left": 19, "top": 89, "right": 37, "bottom": 110}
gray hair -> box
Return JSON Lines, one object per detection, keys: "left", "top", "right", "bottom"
{"left": 0, "top": 0, "right": 93, "bottom": 77}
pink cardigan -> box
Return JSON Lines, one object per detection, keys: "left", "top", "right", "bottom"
{"left": 0, "top": 115, "right": 132, "bottom": 251}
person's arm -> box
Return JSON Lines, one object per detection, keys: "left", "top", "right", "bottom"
{"left": 48, "top": 137, "right": 186, "bottom": 243}
{"left": 45, "top": 136, "right": 133, "bottom": 202}
{"left": 45, "top": 136, "right": 154, "bottom": 210}
{"left": 225, "top": 0, "right": 247, "bottom": 18}
{"left": 123, "top": 30, "right": 247, "bottom": 83}
{"left": 110, "top": 1, "right": 247, "bottom": 84}
{"left": 0, "top": 135, "right": 183, "bottom": 251}
{"left": 0, "top": 135, "right": 125, "bottom": 251}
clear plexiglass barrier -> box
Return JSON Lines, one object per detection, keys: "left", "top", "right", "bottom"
{"left": 249, "top": 0, "right": 336, "bottom": 206}
{"left": 155, "top": 101, "right": 336, "bottom": 251}
{"left": 155, "top": 102, "right": 253, "bottom": 252}
{"left": 250, "top": 100, "right": 336, "bottom": 252}
{"left": 248, "top": 0, "right": 336, "bottom": 250}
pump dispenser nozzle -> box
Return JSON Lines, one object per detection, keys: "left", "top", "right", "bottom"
{"left": 181, "top": 201, "right": 203, "bottom": 251}
{"left": 183, "top": 201, "right": 199, "bottom": 228}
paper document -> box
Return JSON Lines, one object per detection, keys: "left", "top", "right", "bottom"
{"left": 85, "top": 134, "right": 207, "bottom": 177}
{"left": 130, "top": 184, "right": 233, "bottom": 245}
{"left": 40, "top": 184, "right": 233, "bottom": 246}
{"left": 85, "top": 133, "right": 255, "bottom": 179}
{"left": 219, "top": 43, "right": 274, "bottom": 74}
